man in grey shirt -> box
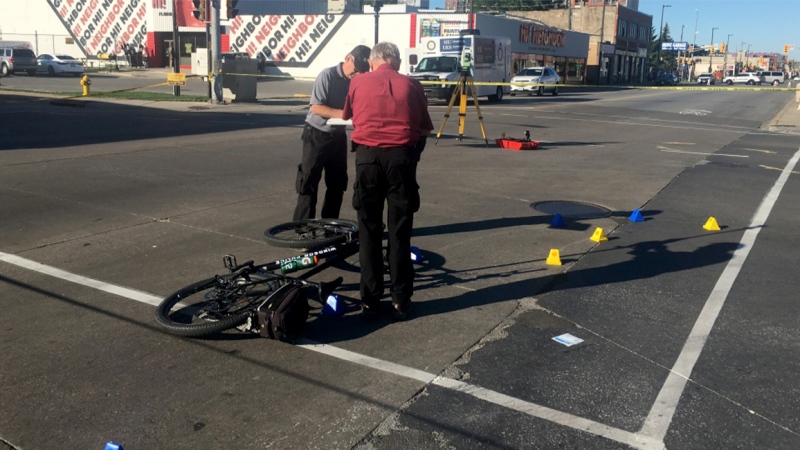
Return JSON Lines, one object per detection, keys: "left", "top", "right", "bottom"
{"left": 293, "top": 45, "right": 371, "bottom": 221}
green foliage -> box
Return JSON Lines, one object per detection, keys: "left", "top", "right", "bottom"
{"left": 472, "top": 0, "right": 565, "bottom": 12}
{"left": 650, "top": 22, "right": 677, "bottom": 70}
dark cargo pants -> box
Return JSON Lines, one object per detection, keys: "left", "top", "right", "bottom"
{"left": 293, "top": 124, "right": 348, "bottom": 221}
{"left": 352, "top": 144, "right": 421, "bottom": 306}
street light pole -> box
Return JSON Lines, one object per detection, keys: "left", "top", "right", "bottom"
{"left": 656, "top": 4, "right": 672, "bottom": 72}
{"left": 690, "top": 9, "right": 698, "bottom": 80}
{"left": 746, "top": 44, "right": 752, "bottom": 70}
{"left": 597, "top": 0, "right": 607, "bottom": 85}
{"left": 678, "top": 24, "right": 685, "bottom": 78}
{"left": 373, "top": 1, "right": 383, "bottom": 45}
{"left": 723, "top": 33, "right": 733, "bottom": 77}
{"left": 708, "top": 27, "right": 718, "bottom": 74}
{"left": 739, "top": 42, "right": 746, "bottom": 74}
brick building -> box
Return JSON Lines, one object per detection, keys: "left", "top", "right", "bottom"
{"left": 510, "top": 0, "right": 652, "bottom": 83}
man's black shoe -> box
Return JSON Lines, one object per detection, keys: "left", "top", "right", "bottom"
{"left": 361, "top": 302, "right": 380, "bottom": 320}
{"left": 391, "top": 301, "right": 411, "bottom": 321}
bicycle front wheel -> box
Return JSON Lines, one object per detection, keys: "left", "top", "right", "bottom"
{"left": 264, "top": 219, "right": 358, "bottom": 249}
{"left": 155, "top": 277, "right": 279, "bottom": 337}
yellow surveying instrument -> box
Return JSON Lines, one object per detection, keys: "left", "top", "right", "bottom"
{"left": 434, "top": 50, "right": 489, "bottom": 147}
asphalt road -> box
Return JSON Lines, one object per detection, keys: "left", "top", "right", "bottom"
{"left": 1, "top": 77, "right": 799, "bottom": 450}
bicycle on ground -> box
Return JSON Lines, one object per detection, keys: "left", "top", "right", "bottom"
{"left": 154, "top": 219, "right": 359, "bottom": 338}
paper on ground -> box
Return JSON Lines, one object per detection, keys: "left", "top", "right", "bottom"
{"left": 552, "top": 333, "right": 584, "bottom": 346}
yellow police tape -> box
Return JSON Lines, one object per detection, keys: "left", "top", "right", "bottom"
{"left": 222, "top": 72, "right": 800, "bottom": 91}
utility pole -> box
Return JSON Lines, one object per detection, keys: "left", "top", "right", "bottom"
{"left": 708, "top": 27, "right": 718, "bottom": 74}
{"left": 211, "top": 0, "right": 222, "bottom": 102}
{"left": 568, "top": 0, "right": 573, "bottom": 31}
{"left": 678, "top": 24, "right": 685, "bottom": 78}
{"left": 656, "top": 4, "right": 671, "bottom": 72}
{"left": 723, "top": 34, "right": 733, "bottom": 77}
{"left": 690, "top": 9, "right": 698, "bottom": 80}
{"left": 597, "top": 0, "right": 606, "bottom": 85}
{"left": 171, "top": 0, "right": 180, "bottom": 96}
{"left": 738, "top": 42, "right": 746, "bottom": 75}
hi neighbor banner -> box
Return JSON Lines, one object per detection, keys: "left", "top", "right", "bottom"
{"left": 47, "top": 0, "right": 148, "bottom": 56}
{"left": 227, "top": 14, "right": 348, "bottom": 67}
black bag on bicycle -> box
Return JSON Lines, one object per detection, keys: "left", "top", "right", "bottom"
{"left": 257, "top": 283, "right": 309, "bottom": 341}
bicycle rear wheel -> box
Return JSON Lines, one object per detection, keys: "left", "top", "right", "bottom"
{"left": 264, "top": 219, "right": 358, "bottom": 249}
{"left": 155, "top": 276, "right": 280, "bottom": 337}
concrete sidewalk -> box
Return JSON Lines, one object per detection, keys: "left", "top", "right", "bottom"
{"left": 768, "top": 89, "right": 800, "bottom": 132}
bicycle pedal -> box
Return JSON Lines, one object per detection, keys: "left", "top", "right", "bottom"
{"left": 223, "top": 254, "right": 237, "bottom": 270}
{"left": 235, "top": 316, "right": 258, "bottom": 333}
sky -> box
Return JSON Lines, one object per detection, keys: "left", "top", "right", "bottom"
{"left": 638, "top": 0, "right": 797, "bottom": 57}
{"left": 426, "top": 0, "right": 797, "bottom": 58}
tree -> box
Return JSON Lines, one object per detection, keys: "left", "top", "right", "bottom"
{"left": 648, "top": 26, "right": 658, "bottom": 69}
{"left": 471, "top": 0, "right": 564, "bottom": 12}
{"left": 649, "top": 23, "right": 676, "bottom": 71}
{"left": 659, "top": 23, "right": 675, "bottom": 70}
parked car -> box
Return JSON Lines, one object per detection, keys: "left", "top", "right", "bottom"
{"left": 36, "top": 53, "right": 84, "bottom": 76}
{"left": 0, "top": 43, "right": 38, "bottom": 76}
{"left": 757, "top": 71, "right": 785, "bottom": 86}
{"left": 654, "top": 72, "right": 679, "bottom": 86}
{"left": 696, "top": 73, "right": 716, "bottom": 85}
{"left": 722, "top": 73, "right": 760, "bottom": 85}
{"left": 509, "top": 66, "right": 559, "bottom": 96}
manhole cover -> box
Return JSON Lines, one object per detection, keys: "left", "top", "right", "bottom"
{"left": 531, "top": 200, "right": 612, "bottom": 219}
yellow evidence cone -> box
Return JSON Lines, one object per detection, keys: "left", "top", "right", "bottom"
{"left": 546, "top": 249, "right": 562, "bottom": 266}
{"left": 590, "top": 227, "right": 608, "bottom": 243}
{"left": 703, "top": 217, "right": 721, "bottom": 231}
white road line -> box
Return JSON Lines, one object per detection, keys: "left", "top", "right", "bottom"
{"left": 658, "top": 149, "right": 749, "bottom": 158}
{"left": 0, "top": 252, "right": 163, "bottom": 306}
{"left": 300, "top": 340, "right": 663, "bottom": 449}
{"left": 639, "top": 145, "right": 800, "bottom": 441}
{"left": 1, "top": 251, "right": 660, "bottom": 448}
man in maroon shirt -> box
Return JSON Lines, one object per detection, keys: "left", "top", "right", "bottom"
{"left": 342, "top": 42, "right": 433, "bottom": 320}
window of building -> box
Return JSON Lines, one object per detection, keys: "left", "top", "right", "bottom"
{"left": 618, "top": 19, "right": 627, "bottom": 37}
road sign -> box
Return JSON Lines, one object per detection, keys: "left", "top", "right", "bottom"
{"left": 661, "top": 42, "right": 689, "bottom": 51}
{"left": 167, "top": 73, "right": 186, "bottom": 86}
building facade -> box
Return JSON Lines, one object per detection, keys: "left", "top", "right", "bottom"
{"left": 0, "top": 1, "right": 589, "bottom": 82}
{"left": 510, "top": 0, "right": 652, "bottom": 84}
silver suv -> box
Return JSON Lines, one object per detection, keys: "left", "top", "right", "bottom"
{"left": 0, "top": 46, "right": 38, "bottom": 76}
{"left": 696, "top": 73, "right": 716, "bottom": 85}
{"left": 758, "top": 71, "right": 785, "bottom": 86}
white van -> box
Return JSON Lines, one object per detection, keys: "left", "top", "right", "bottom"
{"left": 409, "top": 31, "right": 511, "bottom": 102}
{"left": 757, "top": 71, "right": 785, "bottom": 86}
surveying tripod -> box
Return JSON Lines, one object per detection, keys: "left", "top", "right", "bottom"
{"left": 434, "top": 69, "right": 490, "bottom": 147}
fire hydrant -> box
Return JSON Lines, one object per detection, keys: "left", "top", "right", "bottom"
{"left": 80, "top": 74, "right": 92, "bottom": 96}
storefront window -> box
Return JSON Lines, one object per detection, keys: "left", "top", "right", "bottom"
{"left": 512, "top": 53, "right": 587, "bottom": 84}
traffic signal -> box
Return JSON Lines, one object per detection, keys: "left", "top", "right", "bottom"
{"left": 710, "top": 45, "right": 715, "bottom": 54}
{"left": 784, "top": 44, "right": 790, "bottom": 54}
{"left": 226, "top": 0, "right": 239, "bottom": 19}
{"left": 720, "top": 42, "right": 726, "bottom": 53}
{"left": 688, "top": 44, "right": 694, "bottom": 54}
{"left": 192, "top": 0, "right": 206, "bottom": 21}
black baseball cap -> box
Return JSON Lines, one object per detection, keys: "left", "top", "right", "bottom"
{"left": 350, "top": 45, "right": 371, "bottom": 73}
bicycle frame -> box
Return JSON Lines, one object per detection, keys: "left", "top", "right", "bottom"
{"left": 221, "top": 238, "right": 359, "bottom": 306}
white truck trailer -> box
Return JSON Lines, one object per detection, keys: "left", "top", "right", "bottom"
{"left": 409, "top": 32, "right": 511, "bottom": 102}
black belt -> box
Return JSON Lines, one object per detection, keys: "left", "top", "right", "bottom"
{"left": 306, "top": 123, "right": 345, "bottom": 137}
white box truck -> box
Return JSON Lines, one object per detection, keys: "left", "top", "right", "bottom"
{"left": 409, "top": 32, "right": 511, "bottom": 102}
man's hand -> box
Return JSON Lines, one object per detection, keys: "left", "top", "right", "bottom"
{"left": 310, "top": 104, "right": 343, "bottom": 119}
